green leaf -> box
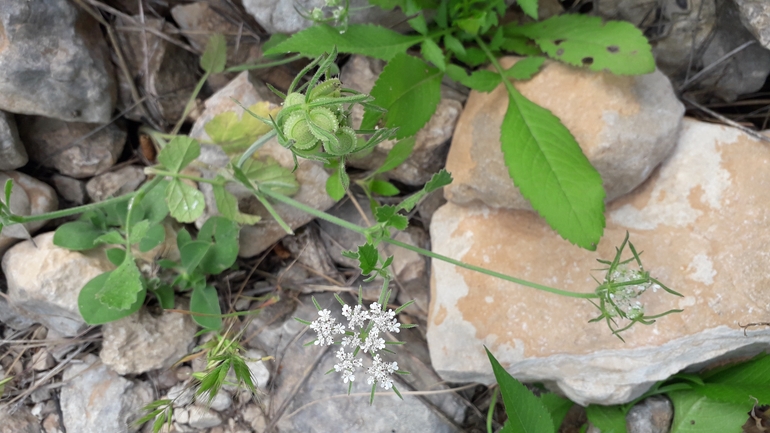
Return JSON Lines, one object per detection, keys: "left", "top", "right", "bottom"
{"left": 139, "top": 180, "right": 170, "bottom": 224}
{"left": 408, "top": 13, "right": 428, "bottom": 35}
{"left": 157, "top": 137, "right": 200, "bottom": 174}
{"left": 139, "top": 224, "right": 166, "bottom": 253}
{"left": 703, "top": 354, "right": 770, "bottom": 386}
{"left": 190, "top": 285, "right": 222, "bottom": 330}
{"left": 212, "top": 183, "right": 261, "bottom": 225}
{"left": 585, "top": 405, "right": 627, "bottom": 433}
{"left": 177, "top": 228, "right": 192, "bottom": 250}
{"left": 326, "top": 169, "right": 346, "bottom": 201}
{"left": 421, "top": 39, "right": 446, "bottom": 71}
{"left": 200, "top": 34, "right": 227, "bottom": 74}
{"left": 463, "top": 70, "right": 501, "bottom": 92}
{"left": 241, "top": 158, "right": 300, "bottom": 196}
{"left": 53, "top": 221, "right": 104, "bottom": 251}
{"left": 79, "top": 272, "right": 146, "bottom": 325}
{"left": 375, "top": 137, "right": 416, "bottom": 174}
{"left": 501, "top": 87, "right": 605, "bottom": 250}
{"left": 485, "top": 347, "right": 554, "bottom": 433}
{"left": 128, "top": 220, "right": 151, "bottom": 245}
{"left": 106, "top": 248, "right": 126, "bottom": 266}
{"left": 443, "top": 34, "right": 466, "bottom": 57}
{"left": 362, "top": 53, "right": 443, "bottom": 139}
{"left": 510, "top": 15, "right": 655, "bottom": 75}
{"left": 197, "top": 216, "right": 239, "bottom": 275}
{"left": 180, "top": 240, "right": 212, "bottom": 274}
{"left": 500, "top": 36, "right": 543, "bottom": 56}
{"left": 368, "top": 0, "right": 404, "bottom": 10}
{"left": 693, "top": 383, "right": 770, "bottom": 407}
{"left": 455, "top": 46, "right": 488, "bottom": 67}
{"left": 370, "top": 180, "right": 400, "bottom": 196}
{"left": 263, "top": 24, "right": 423, "bottom": 61}
{"left": 397, "top": 169, "right": 452, "bottom": 212}
{"left": 94, "top": 230, "right": 125, "bottom": 246}
{"left": 151, "top": 284, "right": 175, "bottom": 309}
{"left": 539, "top": 394, "right": 573, "bottom": 432}
{"left": 166, "top": 179, "right": 205, "bottom": 223}
{"left": 262, "top": 33, "right": 291, "bottom": 57}
{"left": 204, "top": 102, "right": 276, "bottom": 154}
{"left": 375, "top": 205, "right": 408, "bottom": 230}
{"left": 517, "top": 0, "right": 538, "bottom": 19}
{"left": 95, "top": 258, "right": 144, "bottom": 310}
{"left": 668, "top": 390, "right": 749, "bottom": 433}
{"left": 355, "top": 243, "right": 379, "bottom": 276}
{"left": 505, "top": 57, "right": 546, "bottom": 80}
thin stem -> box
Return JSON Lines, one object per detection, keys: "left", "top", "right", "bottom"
{"left": 259, "top": 187, "right": 597, "bottom": 299}
{"left": 237, "top": 129, "right": 278, "bottom": 168}
{"left": 145, "top": 168, "right": 225, "bottom": 185}
{"left": 11, "top": 193, "right": 134, "bottom": 224}
{"left": 225, "top": 54, "right": 304, "bottom": 73}
{"left": 171, "top": 72, "right": 210, "bottom": 135}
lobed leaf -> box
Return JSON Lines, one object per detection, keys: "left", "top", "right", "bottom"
{"left": 79, "top": 272, "right": 146, "bottom": 324}
{"left": 158, "top": 137, "right": 200, "bottom": 174}
{"left": 375, "top": 205, "right": 408, "bottom": 230}
{"left": 501, "top": 87, "right": 605, "bottom": 250}
{"left": 355, "top": 243, "right": 379, "bottom": 276}
{"left": 95, "top": 259, "right": 145, "bottom": 310}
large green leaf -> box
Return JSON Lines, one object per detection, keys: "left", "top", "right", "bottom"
{"left": 157, "top": 137, "right": 200, "bottom": 174}
{"left": 95, "top": 258, "right": 144, "bottom": 310}
{"left": 501, "top": 87, "right": 605, "bottom": 250}
{"left": 165, "top": 179, "right": 205, "bottom": 223}
{"left": 485, "top": 347, "right": 554, "bottom": 433}
{"left": 190, "top": 285, "right": 222, "bottom": 330}
{"left": 539, "top": 393, "right": 573, "bottom": 432}
{"left": 362, "top": 53, "right": 443, "bottom": 139}
{"left": 508, "top": 15, "right": 655, "bottom": 75}
{"left": 197, "top": 216, "right": 239, "bottom": 275}
{"left": 79, "top": 272, "right": 146, "bottom": 325}
{"left": 695, "top": 355, "right": 770, "bottom": 405}
{"left": 668, "top": 390, "right": 749, "bottom": 433}
{"left": 53, "top": 221, "right": 104, "bottom": 251}
{"left": 586, "top": 404, "right": 627, "bottom": 433}
{"left": 263, "top": 24, "right": 423, "bottom": 60}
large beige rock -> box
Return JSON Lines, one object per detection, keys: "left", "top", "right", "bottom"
{"left": 0, "top": 171, "right": 58, "bottom": 256}
{"left": 445, "top": 58, "right": 683, "bottom": 210}
{"left": 429, "top": 119, "right": 770, "bottom": 405}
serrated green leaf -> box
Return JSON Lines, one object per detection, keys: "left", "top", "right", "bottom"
{"left": 128, "top": 220, "right": 151, "bottom": 244}
{"left": 200, "top": 34, "right": 227, "bottom": 74}
{"left": 197, "top": 216, "right": 239, "bottom": 275}
{"left": 501, "top": 87, "right": 605, "bottom": 250}
{"left": 585, "top": 405, "right": 627, "bottom": 433}
{"left": 375, "top": 205, "right": 408, "bottom": 230}
{"left": 505, "top": 57, "right": 546, "bottom": 80}
{"left": 485, "top": 347, "right": 554, "bottom": 433}
{"left": 95, "top": 259, "right": 144, "bottom": 310}
{"left": 421, "top": 39, "right": 446, "bottom": 71}
{"left": 425, "top": 169, "right": 453, "bottom": 193}
{"left": 356, "top": 243, "right": 380, "bottom": 275}
{"left": 362, "top": 53, "right": 442, "bottom": 139}
{"left": 408, "top": 13, "right": 428, "bottom": 35}
{"left": 263, "top": 24, "right": 422, "bottom": 60}
{"left": 241, "top": 158, "right": 300, "bottom": 196}
{"left": 370, "top": 180, "right": 400, "bottom": 196}
{"left": 517, "top": 0, "right": 538, "bottom": 19}
{"left": 212, "top": 183, "right": 261, "bottom": 225}
{"left": 79, "top": 272, "right": 146, "bottom": 325}
{"left": 94, "top": 230, "right": 125, "bottom": 246}
{"left": 509, "top": 15, "right": 655, "bottom": 75}
{"left": 693, "top": 383, "right": 770, "bottom": 407}
{"left": 158, "top": 137, "right": 200, "bottom": 174}
{"left": 166, "top": 179, "right": 205, "bottom": 223}
{"left": 376, "top": 137, "right": 416, "bottom": 174}
{"left": 326, "top": 169, "right": 346, "bottom": 201}
{"left": 455, "top": 46, "right": 488, "bottom": 67}
{"left": 139, "top": 224, "right": 166, "bottom": 253}
{"left": 190, "top": 285, "right": 222, "bottom": 330}
{"left": 53, "top": 221, "right": 105, "bottom": 251}
{"left": 444, "top": 34, "right": 466, "bottom": 57}
{"left": 668, "top": 390, "right": 749, "bottom": 433}
{"left": 463, "top": 70, "right": 501, "bottom": 92}
{"left": 703, "top": 354, "right": 770, "bottom": 386}
{"left": 539, "top": 394, "right": 573, "bottom": 432}
{"left": 500, "top": 36, "right": 543, "bottom": 56}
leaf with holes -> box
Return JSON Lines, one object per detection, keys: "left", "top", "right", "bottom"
{"left": 501, "top": 87, "right": 605, "bottom": 250}
{"left": 507, "top": 15, "right": 654, "bottom": 75}
{"left": 361, "top": 53, "right": 443, "bottom": 139}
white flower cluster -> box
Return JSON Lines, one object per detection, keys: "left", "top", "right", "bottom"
{"left": 308, "top": 302, "right": 402, "bottom": 389}
{"left": 605, "top": 263, "right": 661, "bottom": 319}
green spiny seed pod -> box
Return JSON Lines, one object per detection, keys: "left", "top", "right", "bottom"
{"left": 324, "top": 126, "right": 357, "bottom": 156}
{"left": 283, "top": 112, "right": 318, "bottom": 150}
{"left": 283, "top": 92, "right": 305, "bottom": 108}
{"left": 308, "top": 79, "right": 342, "bottom": 101}
{"left": 308, "top": 107, "right": 339, "bottom": 141}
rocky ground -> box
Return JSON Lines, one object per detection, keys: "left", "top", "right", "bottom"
{"left": 2, "top": 0, "right": 770, "bottom": 432}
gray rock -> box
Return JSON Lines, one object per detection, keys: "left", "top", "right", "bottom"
{"left": 2, "top": 232, "right": 114, "bottom": 336}
{"left": 242, "top": 0, "right": 407, "bottom": 35}
{"left": 281, "top": 225, "right": 338, "bottom": 277}
{"left": 445, "top": 58, "right": 684, "bottom": 210}
{"left": 0, "top": 171, "right": 58, "bottom": 256}
{"left": 734, "top": 0, "right": 770, "bottom": 49}
{"left": 41, "top": 412, "right": 63, "bottom": 433}
{"left": 189, "top": 71, "right": 337, "bottom": 258}
{"left": 86, "top": 165, "right": 146, "bottom": 202}
{"left": 244, "top": 349, "right": 271, "bottom": 391}
{"left": 207, "top": 390, "right": 233, "bottom": 412}
{"left": 51, "top": 174, "right": 87, "bottom": 205}
{"left": 627, "top": 396, "right": 674, "bottom": 433}
{"left": 0, "top": 0, "right": 116, "bottom": 123}
{"left": 168, "top": 383, "right": 195, "bottom": 408}
{"left": 17, "top": 116, "right": 126, "bottom": 179}
{"left": 0, "top": 111, "right": 28, "bottom": 170}
{"left": 242, "top": 404, "right": 267, "bottom": 432}
{"left": 61, "top": 355, "right": 153, "bottom": 433}
{"left": 115, "top": 16, "right": 199, "bottom": 125}
{"left": 0, "top": 405, "right": 42, "bottom": 433}
{"left": 100, "top": 304, "right": 197, "bottom": 375}
{"left": 0, "top": 296, "right": 36, "bottom": 330}
{"left": 187, "top": 406, "right": 222, "bottom": 428}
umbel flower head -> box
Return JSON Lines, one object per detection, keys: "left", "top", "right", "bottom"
{"left": 295, "top": 287, "right": 416, "bottom": 403}
{"left": 589, "top": 232, "right": 683, "bottom": 341}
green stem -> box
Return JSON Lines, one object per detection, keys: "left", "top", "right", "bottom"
{"left": 225, "top": 54, "right": 304, "bottom": 73}
{"left": 171, "top": 72, "right": 210, "bottom": 135}
{"left": 476, "top": 36, "right": 518, "bottom": 96}
{"left": 259, "top": 187, "right": 597, "bottom": 299}
{"left": 10, "top": 193, "right": 135, "bottom": 224}
{"left": 146, "top": 168, "right": 225, "bottom": 185}
{"left": 237, "top": 130, "right": 278, "bottom": 168}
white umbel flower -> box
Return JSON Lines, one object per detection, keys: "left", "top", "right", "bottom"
{"left": 309, "top": 309, "right": 344, "bottom": 346}
{"left": 366, "top": 354, "right": 398, "bottom": 390}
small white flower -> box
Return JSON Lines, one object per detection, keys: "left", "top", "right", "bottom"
{"left": 342, "top": 304, "right": 369, "bottom": 329}
{"left": 310, "top": 309, "right": 343, "bottom": 346}
{"left": 334, "top": 348, "right": 362, "bottom": 384}
{"left": 366, "top": 354, "right": 398, "bottom": 390}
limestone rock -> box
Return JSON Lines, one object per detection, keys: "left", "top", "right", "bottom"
{"left": 0, "top": 171, "right": 58, "bottom": 256}
{"left": 115, "top": 15, "right": 199, "bottom": 125}
{"left": 61, "top": 355, "right": 153, "bottom": 433}
{"left": 187, "top": 406, "right": 222, "bottom": 428}
{"left": 0, "top": 111, "right": 28, "bottom": 170}
{"left": 445, "top": 58, "right": 684, "bottom": 210}
{"left": 17, "top": 116, "right": 126, "bottom": 179}
{"left": 0, "top": 295, "right": 36, "bottom": 330}
{"left": 3, "top": 232, "right": 114, "bottom": 336}
{"left": 429, "top": 119, "right": 770, "bottom": 405}
{"left": 100, "top": 303, "right": 197, "bottom": 375}
{"left": 734, "top": 0, "right": 770, "bottom": 49}
{"left": 0, "top": 0, "right": 116, "bottom": 123}
{"left": 341, "top": 55, "right": 464, "bottom": 185}
{"left": 51, "top": 174, "right": 87, "bottom": 205}
{"left": 86, "top": 165, "right": 146, "bottom": 202}
{"left": 189, "top": 71, "right": 336, "bottom": 258}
